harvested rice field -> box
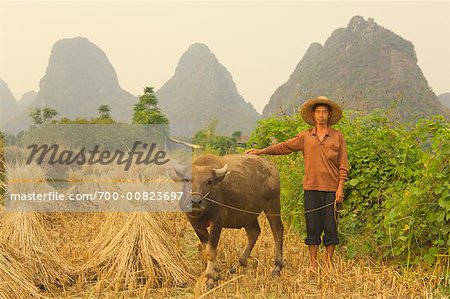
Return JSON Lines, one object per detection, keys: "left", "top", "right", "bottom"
{"left": 0, "top": 205, "right": 446, "bottom": 298}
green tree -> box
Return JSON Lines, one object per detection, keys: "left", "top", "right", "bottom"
{"left": 29, "top": 107, "right": 58, "bottom": 125}
{"left": 132, "top": 87, "right": 169, "bottom": 126}
{"left": 192, "top": 119, "right": 238, "bottom": 155}
{"left": 97, "top": 104, "right": 111, "bottom": 119}
{"left": 231, "top": 130, "right": 242, "bottom": 141}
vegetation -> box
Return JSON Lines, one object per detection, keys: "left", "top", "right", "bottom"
{"left": 28, "top": 105, "right": 117, "bottom": 125}
{"left": 29, "top": 107, "right": 58, "bottom": 125}
{"left": 132, "top": 87, "right": 169, "bottom": 126}
{"left": 248, "top": 109, "right": 449, "bottom": 283}
{"left": 192, "top": 118, "right": 243, "bottom": 155}
{"left": 97, "top": 104, "right": 111, "bottom": 119}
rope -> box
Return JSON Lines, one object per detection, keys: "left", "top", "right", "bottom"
{"left": 190, "top": 191, "right": 342, "bottom": 223}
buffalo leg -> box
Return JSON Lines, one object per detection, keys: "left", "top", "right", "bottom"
{"left": 230, "top": 220, "right": 261, "bottom": 274}
{"left": 192, "top": 226, "right": 209, "bottom": 268}
{"left": 236, "top": 219, "right": 261, "bottom": 273}
{"left": 265, "top": 204, "right": 284, "bottom": 277}
{"left": 193, "top": 226, "right": 209, "bottom": 249}
{"left": 240, "top": 220, "right": 261, "bottom": 266}
{"left": 205, "top": 224, "right": 222, "bottom": 289}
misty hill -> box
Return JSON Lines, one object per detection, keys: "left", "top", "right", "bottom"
{"left": 0, "top": 79, "right": 19, "bottom": 125}
{"left": 263, "top": 16, "right": 450, "bottom": 121}
{"left": 18, "top": 91, "right": 37, "bottom": 111}
{"left": 156, "top": 43, "right": 260, "bottom": 137}
{"left": 438, "top": 93, "right": 450, "bottom": 108}
{"left": 2, "top": 37, "right": 137, "bottom": 133}
{"left": 31, "top": 37, "right": 136, "bottom": 121}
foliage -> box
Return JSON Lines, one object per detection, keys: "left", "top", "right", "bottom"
{"left": 47, "top": 105, "right": 116, "bottom": 124}
{"left": 29, "top": 107, "right": 58, "bottom": 125}
{"left": 378, "top": 117, "right": 450, "bottom": 266}
{"left": 132, "top": 87, "right": 169, "bottom": 128}
{"left": 248, "top": 110, "right": 450, "bottom": 269}
{"left": 192, "top": 119, "right": 238, "bottom": 155}
{"left": 54, "top": 116, "right": 116, "bottom": 125}
{"left": 231, "top": 131, "right": 242, "bottom": 141}
{"left": 29, "top": 105, "right": 117, "bottom": 126}
{"left": 97, "top": 104, "right": 111, "bottom": 119}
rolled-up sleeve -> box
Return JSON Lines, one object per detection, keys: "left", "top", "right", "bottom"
{"left": 261, "top": 133, "right": 304, "bottom": 155}
{"left": 338, "top": 132, "right": 349, "bottom": 181}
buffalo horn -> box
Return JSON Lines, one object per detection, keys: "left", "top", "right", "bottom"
{"left": 213, "top": 164, "right": 228, "bottom": 176}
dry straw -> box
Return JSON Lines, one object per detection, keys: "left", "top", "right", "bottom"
{"left": 2, "top": 150, "right": 443, "bottom": 297}
{"left": 0, "top": 211, "right": 73, "bottom": 292}
{"left": 0, "top": 163, "right": 73, "bottom": 292}
{"left": 80, "top": 164, "right": 195, "bottom": 292}
{"left": 0, "top": 241, "right": 46, "bottom": 299}
{"left": 82, "top": 211, "right": 195, "bottom": 291}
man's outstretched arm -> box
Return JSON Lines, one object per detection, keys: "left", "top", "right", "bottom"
{"left": 245, "top": 134, "right": 304, "bottom": 155}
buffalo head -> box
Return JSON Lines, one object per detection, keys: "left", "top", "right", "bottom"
{"left": 170, "top": 163, "right": 230, "bottom": 218}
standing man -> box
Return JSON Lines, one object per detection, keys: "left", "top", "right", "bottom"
{"left": 245, "top": 96, "right": 348, "bottom": 271}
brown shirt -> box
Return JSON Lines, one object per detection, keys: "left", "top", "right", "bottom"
{"left": 261, "top": 126, "right": 349, "bottom": 192}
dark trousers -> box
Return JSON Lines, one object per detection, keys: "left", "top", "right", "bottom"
{"left": 304, "top": 190, "right": 339, "bottom": 246}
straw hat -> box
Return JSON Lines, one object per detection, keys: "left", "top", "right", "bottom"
{"left": 300, "top": 96, "right": 343, "bottom": 126}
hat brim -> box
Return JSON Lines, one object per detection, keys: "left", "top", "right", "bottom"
{"left": 300, "top": 97, "right": 343, "bottom": 126}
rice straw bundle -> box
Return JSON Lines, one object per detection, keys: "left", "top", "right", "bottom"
{"left": 4, "top": 162, "right": 58, "bottom": 211}
{"left": 82, "top": 211, "right": 195, "bottom": 291}
{"left": 0, "top": 162, "right": 73, "bottom": 290}
{"left": 0, "top": 241, "right": 44, "bottom": 298}
{"left": 78, "top": 162, "right": 193, "bottom": 290}
{"left": 0, "top": 211, "right": 73, "bottom": 291}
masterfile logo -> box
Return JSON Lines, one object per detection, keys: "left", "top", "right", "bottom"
{"left": 26, "top": 141, "right": 170, "bottom": 171}
{"left": 4, "top": 124, "right": 192, "bottom": 212}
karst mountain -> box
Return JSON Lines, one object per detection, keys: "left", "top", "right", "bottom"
{"left": 31, "top": 37, "right": 136, "bottom": 120}
{"left": 156, "top": 43, "right": 260, "bottom": 137}
{"left": 263, "top": 16, "right": 449, "bottom": 121}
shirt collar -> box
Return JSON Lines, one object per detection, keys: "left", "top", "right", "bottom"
{"left": 310, "top": 126, "right": 332, "bottom": 136}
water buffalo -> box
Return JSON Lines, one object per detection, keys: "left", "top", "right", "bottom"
{"left": 171, "top": 153, "right": 284, "bottom": 289}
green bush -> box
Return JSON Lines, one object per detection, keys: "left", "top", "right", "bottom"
{"left": 192, "top": 129, "right": 238, "bottom": 156}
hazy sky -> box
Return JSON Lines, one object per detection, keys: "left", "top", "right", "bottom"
{"left": 1, "top": 1, "right": 449, "bottom": 114}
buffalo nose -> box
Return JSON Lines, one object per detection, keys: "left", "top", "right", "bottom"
{"left": 191, "top": 196, "right": 203, "bottom": 207}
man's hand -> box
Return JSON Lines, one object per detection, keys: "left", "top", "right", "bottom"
{"left": 245, "top": 148, "right": 263, "bottom": 155}
{"left": 335, "top": 185, "right": 344, "bottom": 203}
